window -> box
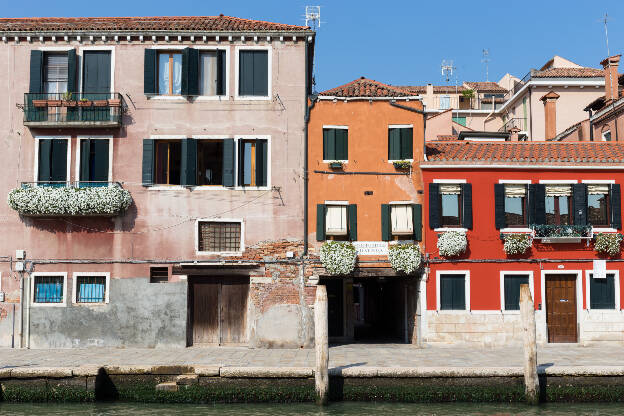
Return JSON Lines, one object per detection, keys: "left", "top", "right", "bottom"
{"left": 197, "top": 140, "right": 224, "bottom": 186}
{"left": 440, "top": 184, "right": 462, "bottom": 227}
{"left": 239, "top": 50, "right": 268, "bottom": 97}
{"left": 238, "top": 139, "right": 268, "bottom": 187}
{"left": 199, "top": 50, "right": 226, "bottom": 96}
{"left": 390, "top": 205, "right": 413, "bottom": 236}
{"left": 439, "top": 273, "right": 466, "bottom": 310}
{"left": 388, "top": 127, "right": 413, "bottom": 160}
{"left": 79, "top": 139, "right": 109, "bottom": 185}
{"left": 326, "top": 205, "right": 348, "bottom": 236}
{"left": 503, "top": 274, "right": 530, "bottom": 310}
{"left": 150, "top": 267, "right": 169, "bottom": 283}
{"left": 38, "top": 138, "right": 68, "bottom": 185}
{"left": 75, "top": 275, "right": 107, "bottom": 303}
{"left": 154, "top": 140, "right": 182, "bottom": 185}
{"left": 158, "top": 52, "right": 182, "bottom": 95}
{"left": 452, "top": 116, "right": 466, "bottom": 126}
{"left": 602, "top": 130, "right": 612, "bottom": 142}
{"left": 44, "top": 52, "right": 68, "bottom": 94}
{"left": 198, "top": 221, "right": 242, "bottom": 253}
{"left": 504, "top": 184, "right": 527, "bottom": 227}
{"left": 33, "top": 275, "right": 64, "bottom": 304}
{"left": 316, "top": 203, "right": 357, "bottom": 241}
{"left": 587, "top": 184, "right": 610, "bottom": 226}
{"left": 323, "top": 128, "right": 348, "bottom": 161}
{"left": 545, "top": 185, "right": 572, "bottom": 225}
{"left": 589, "top": 273, "right": 616, "bottom": 309}
{"left": 439, "top": 95, "right": 450, "bottom": 110}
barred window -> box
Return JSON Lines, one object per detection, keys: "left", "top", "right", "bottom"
{"left": 34, "top": 275, "right": 64, "bottom": 303}
{"left": 76, "top": 275, "right": 107, "bottom": 303}
{"left": 198, "top": 221, "right": 242, "bottom": 252}
{"left": 150, "top": 267, "right": 169, "bottom": 283}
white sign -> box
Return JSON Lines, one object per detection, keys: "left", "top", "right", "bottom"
{"left": 593, "top": 259, "right": 607, "bottom": 279}
{"left": 353, "top": 241, "right": 388, "bottom": 256}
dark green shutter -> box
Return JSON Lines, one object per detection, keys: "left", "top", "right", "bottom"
{"left": 216, "top": 50, "right": 226, "bottom": 96}
{"left": 388, "top": 128, "right": 401, "bottom": 160}
{"left": 401, "top": 128, "right": 413, "bottom": 160}
{"left": 255, "top": 139, "right": 268, "bottom": 187}
{"left": 222, "top": 138, "right": 235, "bottom": 187}
{"left": 239, "top": 51, "right": 252, "bottom": 96}
{"left": 79, "top": 139, "right": 91, "bottom": 182}
{"left": 67, "top": 49, "right": 77, "bottom": 93}
{"left": 181, "top": 48, "right": 199, "bottom": 96}
{"left": 253, "top": 50, "right": 268, "bottom": 96}
{"left": 532, "top": 184, "right": 546, "bottom": 225}
{"left": 92, "top": 139, "right": 109, "bottom": 182}
{"left": 429, "top": 183, "right": 441, "bottom": 229}
{"left": 323, "top": 129, "right": 335, "bottom": 161}
{"left": 461, "top": 183, "right": 473, "bottom": 229}
{"left": 348, "top": 204, "right": 357, "bottom": 241}
{"left": 237, "top": 140, "right": 245, "bottom": 186}
{"left": 610, "top": 184, "right": 621, "bottom": 229}
{"left": 440, "top": 275, "right": 465, "bottom": 310}
{"left": 51, "top": 139, "right": 67, "bottom": 182}
{"left": 142, "top": 139, "right": 155, "bottom": 185}
{"left": 590, "top": 274, "right": 615, "bottom": 309}
{"left": 504, "top": 275, "right": 529, "bottom": 311}
{"left": 494, "top": 184, "right": 506, "bottom": 229}
{"left": 316, "top": 204, "right": 326, "bottom": 241}
{"left": 412, "top": 204, "right": 422, "bottom": 241}
{"left": 144, "top": 49, "right": 157, "bottom": 95}
{"left": 29, "top": 50, "right": 43, "bottom": 93}
{"left": 336, "top": 129, "right": 348, "bottom": 160}
{"left": 180, "top": 138, "right": 197, "bottom": 186}
{"left": 573, "top": 183, "right": 588, "bottom": 226}
{"left": 381, "top": 204, "right": 391, "bottom": 241}
{"left": 38, "top": 139, "right": 52, "bottom": 182}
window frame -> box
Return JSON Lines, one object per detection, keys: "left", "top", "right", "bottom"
{"left": 436, "top": 270, "right": 470, "bottom": 312}
{"left": 499, "top": 271, "right": 534, "bottom": 313}
{"left": 539, "top": 181, "right": 577, "bottom": 226}
{"left": 235, "top": 45, "right": 272, "bottom": 101}
{"left": 389, "top": 201, "right": 414, "bottom": 238}
{"left": 582, "top": 180, "right": 616, "bottom": 231}
{"left": 602, "top": 129, "right": 612, "bottom": 142}
{"left": 31, "top": 272, "right": 68, "bottom": 307}
{"left": 324, "top": 201, "right": 349, "bottom": 238}
{"left": 433, "top": 179, "right": 467, "bottom": 232}
{"left": 33, "top": 136, "right": 71, "bottom": 185}
{"left": 72, "top": 272, "right": 110, "bottom": 305}
{"left": 153, "top": 139, "right": 183, "bottom": 186}
{"left": 387, "top": 124, "right": 414, "bottom": 163}
{"left": 195, "top": 46, "right": 229, "bottom": 100}
{"left": 195, "top": 218, "right": 245, "bottom": 255}
{"left": 75, "top": 135, "right": 113, "bottom": 184}
{"left": 77, "top": 46, "right": 115, "bottom": 93}
{"left": 439, "top": 189, "right": 462, "bottom": 228}
{"left": 157, "top": 50, "right": 183, "bottom": 96}
{"left": 503, "top": 184, "right": 528, "bottom": 228}
{"left": 322, "top": 125, "right": 349, "bottom": 163}
{"left": 585, "top": 270, "right": 620, "bottom": 311}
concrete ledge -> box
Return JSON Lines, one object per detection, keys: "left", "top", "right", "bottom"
{"left": 194, "top": 366, "right": 220, "bottom": 376}
{"left": 10, "top": 367, "right": 73, "bottom": 378}
{"left": 220, "top": 367, "right": 313, "bottom": 378}
{"left": 330, "top": 366, "right": 524, "bottom": 378}
{"left": 72, "top": 366, "right": 101, "bottom": 377}
{"left": 541, "top": 366, "right": 624, "bottom": 376}
{"left": 103, "top": 365, "right": 153, "bottom": 375}
{"left": 0, "top": 368, "right": 12, "bottom": 378}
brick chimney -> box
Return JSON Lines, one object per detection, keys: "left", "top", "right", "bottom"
{"left": 600, "top": 55, "right": 621, "bottom": 102}
{"left": 509, "top": 126, "right": 521, "bottom": 141}
{"left": 540, "top": 91, "right": 560, "bottom": 140}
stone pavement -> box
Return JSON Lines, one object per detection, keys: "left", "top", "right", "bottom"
{"left": 1, "top": 343, "right": 622, "bottom": 370}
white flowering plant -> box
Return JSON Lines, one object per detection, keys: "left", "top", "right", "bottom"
{"left": 388, "top": 243, "right": 421, "bottom": 274}
{"left": 437, "top": 231, "right": 467, "bottom": 257}
{"left": 320, "top": 241, "right": 357, "bottom": 276}
{"left": 502, "top": 233, "right": 532, "bottom": 256}
{"left": 594, "top": 233, "right": 623, "bottom": 257}
{"left": 8, "top": 185, "right": 132, "bottom": 217}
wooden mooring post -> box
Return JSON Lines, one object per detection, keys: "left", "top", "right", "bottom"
{"left": 519, "top": 283, "right": 540, "bottom": 404}
{"left": 314, "top": 284, "right": 329, "bottom": 405}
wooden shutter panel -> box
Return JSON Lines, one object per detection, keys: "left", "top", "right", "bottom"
{"left": 494, "top": 183, "right": 506, "bottom": 229}
{"left": 590, "top": 275, "right": 615, "bottom": 309}
{"left": 216, "top": 50, "right": 226, "bottom": 96}
{"left": 381, "top": 204, "right": 391, "bottom": 241}
{"left": 79, "top": 139, "right": 91, "bottom": 182}
{"left": 181, "top": 48, "right": 199, "bottom": 96}
{"left": 253, "top": 50, "right": 268, "bottom": 96}
{"left": 461, "top": 183, "right": 473, "bottom": 229}
{"left": 454, "top": 276, "right": 466, "bottom": 310}
{"left": 316, "top": 204, "right": 326, "bottom": 241}
{"left": 92, "top": 139, "right": 109, "bottom": 182}
{"left": 323, "top": 129, "right": 335, "bottom": 160}
{"left": 180, "top": 138, "right": 197, "bottom": 186}
{"left": 412, "top": 203, "right": 422, "bottom": 241}
{"left": 51, "top": 139, "right": 67, "bottom": 182}
{"left": 67, "top": 49, "right": 77, "bottom": 93}
{"left": 388, "top": 128, "right": 401, "bottom": 160}
{"left": 239, "top": 51, "right": 252, "bottom": 96}
{"left": 222, "top": 138, "right": 235, "bottom": 187}
{"left": 143, "top": 49, "right": 157, "bottom": 95}
{"left": 38, "top": 139, "right": 52, "bottom": 182}
{"left": 573, "top": 183, "right": 587, "bottom": 226}
{"left": 348, "top": 204, "right": 358, "bottom": 241}
{"left": 336, "top": 129, "right": 348, "bottom": 160}
{"left": 29, "top": 50, "right": 43, "bottom": 93}
{"left": 142, "top": 139, "right": 155, "bottom": 185}
{"left": 532, "top": 184, "right": 546, "bottom": 225}
{"left": 610, "top": 184, "right": 621, "bottom": 229}
{"left": 429, "top": 183, "right": 441, "bottom": 229}
{"left": 255, "top": 139, "right": 268, "bottom": 187}
{"left": 401, "top": 128, "right": 413, "bottom": 160}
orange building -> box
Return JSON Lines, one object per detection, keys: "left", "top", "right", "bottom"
{"left": 307, "top": 78, "right": 425, "bottom": 343}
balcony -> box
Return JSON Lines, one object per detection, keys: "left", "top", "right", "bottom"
{"left": 499, "top": 117, "right": 528, "bottom": 133}
{"left": 531, "top": 224, "right": 592, "bottom": 244}
{"left": 8, "top": 182, "right": 132, "bottom": 217}
{"left": 23, "top": 93, "right": 124, "bottom": 128}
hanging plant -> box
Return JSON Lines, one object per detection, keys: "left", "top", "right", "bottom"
{"left": 392, "top": 160, "right": 412, "bottom": 170}
{"left": 502, "top": 233, "right": 532, "bottom": 255}
{"left": 388, "top": 243, "right": 421, "bottom": 274}
{"left": 437, "top": 231, "right": 467, "bottom": 257}
{"left": 594, "top": 233, "right": 623, "bottom": 257}
{"left": 320, "top": 241, "right": 357, "bottom": 276}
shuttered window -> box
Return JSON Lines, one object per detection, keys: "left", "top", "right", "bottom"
{"left": 44, "top": 53, "right": 68, "bottom": 94}
{"left": 198, "top": 221, "right": 242, "bottom": 252}
{"left": 154, "top": 140, "right": 182, "bottom": 185}
{"left": 504, "top": 184, "right": 527, "bottom": 227}
{"left": 197, "top": 140, "right": 224, "bottom": 186}
{"left": 390, "top": 205, "right": 413, "bottom": 236}
{"left": 589, "top": 273, "right": 616, "bottom": 309}
{"left": 38, "top": 139, "right": 68, "bottom": 185}
{"left": 388, "top": 127, "right": 413, "bottom": 160}
{"left": 326, "top": 205, "right": 348, "bottom": 236}
{"left": 439, "top": 274, "right": 466, "bottom": 310}
{"left": 239, "top": 50, "right": 268, "bottom": 96}
{"left": 545, "top": 185, "right": 572, "bottom": 225}
{"left": 238, "top": 139, "right": 268, "bottom": 187}
{"left": 587, "top": 185, "right": 610, "bottom": 227}
{"left": 79, "top": 139, "right": 109, "bottom": 185}
{"left": 440, "top": 184, "right": 462, "bottom": 227}
{"left": 322, "top": 128, "right": 348, "bottom": 161}
{"left": 503, "top": 274, "right": 530, "bottom": 310}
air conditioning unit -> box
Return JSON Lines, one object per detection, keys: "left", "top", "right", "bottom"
{"left": 14, "top": 262, "right": 24, "bottom": 272}
{"left": 15, "top": 250, "right": 25, "bottom": 260}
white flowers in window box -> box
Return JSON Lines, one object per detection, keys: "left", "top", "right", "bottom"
{"left": 594, "top": 232, "right": 623, "bottom": 257}
{"left": 7, "top": 185, "right": 132, "bottom": 217}
{"left": 502, "top": 233, "right": 532, "bottom": 256}
{"left": 437, "top": 230, "right": 467, "bottom": 258}
{"left": 388, "top": 243, "right": 421, "bottom": 274}
{"left": 320, "top": 241, "right": 357, "bottom": 276}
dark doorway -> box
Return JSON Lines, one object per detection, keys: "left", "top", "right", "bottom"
{"left": 545, "top": 274, "right": 577, "bottom": 343}
{"left": 353, "top": 278, "right": 405, "bottom": 342}
{"left": 323, "top": 279, "right": 344, "bottom": 338}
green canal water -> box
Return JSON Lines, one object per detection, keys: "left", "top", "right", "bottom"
{"left": 1, "top": 403, "right": 624, "bottom": 415}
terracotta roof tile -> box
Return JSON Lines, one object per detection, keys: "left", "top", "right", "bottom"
{"left": 0, "top": 15, "right": 310, "bottom": 33}
{"left": 435, "top": 135, "right": 459, "bottom": 141}
{"left": 532, "top": 67, "right": 604, "bottom": 78}
{"left": 319, "top": 78, "right": 414, "bottom": 98}
{"left": 399, "top": 85, "right": 466, "bottom": 94}
{"left": 424, "top": 142, "right": 624, "bottom": 166}
{"left": 464, "top": 81, "right": 507, "bottom": 93}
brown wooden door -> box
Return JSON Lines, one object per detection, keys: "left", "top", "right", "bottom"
{"left": 192, "top": 282, "right": 219, "bottom": 345}
{"left": 220, "top": 280, "right": 249, "bottom": 344}
{"left": 545, "top": 274, "right": 577, "bottom": 343}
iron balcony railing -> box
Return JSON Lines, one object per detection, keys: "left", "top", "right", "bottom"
{"left": 499, "top": 117, "right": 528, "bottom": 133}
{"left": 19, "top": 181, "right": 123, "bottom": 188}
{"left": 503, "top": 70, "right": 534, "bottom": 101}
{"left": 23, "top": 92, "right": 124, "bottom": 128}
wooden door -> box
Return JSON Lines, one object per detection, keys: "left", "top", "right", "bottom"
{"left": 220, "top": 280, "right": 249, "bottom": 344}
{"left": 192, "top": 282, "right": 219, "bottom": 345}
{"left": 545, "top": 274, "right": 577, "bottom": 343}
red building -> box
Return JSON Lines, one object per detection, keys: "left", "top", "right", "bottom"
{"left": 421, "top": 141, "right": 624, "bottom": 346}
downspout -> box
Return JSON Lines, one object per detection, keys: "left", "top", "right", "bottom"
{"left": 528, "top": 87, "right": 533, "bottom": 141}
{"left": 389, "top": 101, "right": 427, "bottom": 161}
{"left": 303, "top": 39, "right": 316, "bottom": 256}
{"left": 588, "top": 109, "right": 594, "bottom": 141}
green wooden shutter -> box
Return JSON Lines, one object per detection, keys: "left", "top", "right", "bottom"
{"left": 440, "top": 275, "right": 465, "bottom": 310}
{"left": 453, "top": 276, "right": 466, "bottom": 310}
{"left": 590, "top": 274, "right": 615, "bottom": 309}
{"left": 494, "top": 184, "right": 506, "bottom": 229}
{"left": 388, "top": 128, "right": 401, "bottom": 160}
{"left": 239, "top": 51, "right": 252, "bottom": 96}
{"left": 29, "top": 50, "right": 43, "bottom": 93}
{"left": 38, "top": 139, "right": 52, "bottom": 182}
{"left": 316, "top": 204, "right": 326, "bottom": 241}
{"left": 180, "top": 138, "right": 197, "bottom": 186}
{"left": 237, "top": 139, "right": 245, "bottom": 187}
{"left": 51, "top": 139, "right": 67, "bottom": 182}
{"left": 79, "top": 139, "right": 91, "bottom": 182}
{"left": 255, "top": 139, "right": 268, "bottom": 187}
{"left": 504, "top": 275, "right": 529, "bottom": 311}
{"left": 222, "top": 138, "right": 235, "bottom": 187}
{"left": 323, "top": 129, "right": 335, "bottom": 161}
{"left": 348, "top": 204, "right": 358, "bottom": 241}
{"left": 429, "top": 183, "right": 441, "bottom": 229}
{"left": 144, "top": 49, "right": 157, "bottom": 95}
{"left": 92, "top": 139, "right": 109, "bottom": 182}
{"left": 400, "top": 128, "right": 413, "bottom": 160}
{"left": 610, "top": 184, "right": 621, "bottom": 229}
{"left": 181, "top": 48, "right": 199, "bottom": 96}
{"left": 381, "top": 204, "right": 391, "bottom": 241}
{"left": 253, "top": 50, "right": 268, "bottom": 96}
{"left": 336, "top": 129, "right": 348, "bottom": 160}
{"left": 412, "top": 203, "right": 422, "bottom": 241}
{"left": 216, "top": 50, "right": 226, "bottom": 96}
{"left": 142, "top": 139, "right": 155, "bottom": 185}
{"left": 534, "top": 184, "right": 546, "bottom": 225}
{"left": 573, "top": 183, "right": 587, "bottom": 225}
{"left": 67, "top": 49, "right": 77, "bottom": 93}
{"left": 461, "top": 183, "right": 473, "bottom": 229}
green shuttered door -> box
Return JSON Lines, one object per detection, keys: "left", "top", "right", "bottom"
{"left": 590, "top": 274, "right": 615, "bottom": 309}
{"left": 440, "top": 274, "right": 465, "bottom": 310}
{"left": 504, "top": 275, "right": 529, "bottom": 310}
{"left": 316, "top": 204, "right": 326, "bottom": 241}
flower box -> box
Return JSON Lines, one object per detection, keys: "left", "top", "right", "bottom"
{"left": 93, "top": 100, "right": 108, "bottom": 107}
{"left": 78, "top": 100, "right": 93, "bottom": 107}
{"left": 501, "top": 232, "right": 532, "bottom": 255}
{"left": 320, "top": 241, "right": 356, "bottom": 275}
{"left": 328, "top": 161, "right": 343, "bottom": 169}
{"left": 47, "top": 99, "right": 62, "bottom": 107}
{"left": 393, "top": 160, "right": 412, "bottom": 170}
{"left": 437, "top": 230, "right": 467, "bottom": 257}
{"left": 531, "top": 224, "right": 591, "bottom": 244}
{"left": 594, "top": 232, "right": 623, "bottom": 256}
{"left": 62, "top": 100, "right": 77, "bottom": 107}
{"left": 388, "top": 243, "right": 421, "bottom": 274}
{"left": 32, "top": 99, "right": 47, "bottom": 108}
{"left": 108, "top": 98, "right": 121, "bottom": 107}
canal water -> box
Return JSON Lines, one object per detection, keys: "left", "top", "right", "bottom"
{"left": 1, "top": 402, "right": 623, "bottom": 415}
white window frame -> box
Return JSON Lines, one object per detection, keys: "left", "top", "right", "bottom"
{"left": 75, "top": 135, "right": 114, "bottom": 184}
{"left": 72, "top": 272, "right": 110, "bottom": 305}
{"left": 436, "top": 270, "right": 470, "bottom": 312}
{"left": 387, "top": 124, "right": 415, "bottom": 163}
{"left": 149, "top": 47, "right": 187, "bottom": 100}
{"left": 194, "top": 46, "right": 230, "bottom": 100}
{"left": 324, "top": 200, "right": 349, "bottom": 237}
{"left": 33, "top": 136, "right": 71, "bottom": 184}
{"left": 322, "top": 125, "right": 349, "bottom": 163}
{"left": 585, "top": 270, "right": 620, "bottom": 311}
{"left": 31, "top": 272, "right": 68, "bottom": 307}
{"left": 235, "top": 45, "right": 272, "bottom": 101}
{"left": 602, "top": 130, "right": 612, "bottom": 141}
{"left": 147, "top": 135, "right": 187, "bottom": 190}
{"left": 498, "top": 180, "right": 532, "bottom": 232}
{"left": 195, "top": 218, "right": 245, "bottom": 256}
{"left": 540, "top": 269, "right": 582, "bottom": 341}
{"left": 77, "top": 46, "right": 115, "bottom": 93}
{"left": 433, "top": 179, "right": 466, "bottom": 232}
{"left": 499, "top": 271, "right": 534, "bottom": 313}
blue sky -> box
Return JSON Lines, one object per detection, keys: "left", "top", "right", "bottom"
{"left": 5, "top": 0, "right": 624, "bottom": 92}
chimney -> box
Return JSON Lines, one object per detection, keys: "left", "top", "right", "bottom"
{"left": 540, "top": 91, "right": 560, "bottom": 140}
{"left": 509, "top": 126, "right": 521, "bottom": 141}
{"left": 600, "top": 55, "right": 621, "bottom": 102}
{"left": 426, "top": 83, "right": 434, "bottom": 96}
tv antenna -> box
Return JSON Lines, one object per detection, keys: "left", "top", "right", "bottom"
{"left": 441, "top": 60, "right": 455, "bottom": 84}
{"left": 305, "top": 6, "right": 321, "bottom": 30}
{"left": 602, "top": 13, "right": 611, "bottom": 57}
{"left": 482, "top": 49, "right": 490, "bottom": 82}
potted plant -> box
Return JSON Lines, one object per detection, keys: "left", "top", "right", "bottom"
{"left": 320, "top": 241, "right": 357, "bottom": 276}
{"left": 594, "top": 232, "right": 623, "bottom": 257}
{"left": 437, "top": 230, "right": 467, "bottom": 258}
{"left": 327, "top": 160, "right": 343, "bottom": 169}
{"left": 388, "top": 243, "right": 421, "bottom": 274}
{"left": 61, "top": 92, "right": 76, "bottom": 107}
{"left": 78, "top": 98, "right": 92, "bottom": 107}
{"left": 393, "top": 160, "right": 412, "bottom": 170}
{"left": 502, "top": 233, "right": 532, "bottom": 256}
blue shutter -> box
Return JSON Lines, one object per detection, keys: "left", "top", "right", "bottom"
{"left": 67, "top": 49, "right": 77, "bottom": 93}
{"left": 253, "top": 50, "right": 268, "bottom": 96}
{"left": 29, "top": 50, "right": 43, "bottom": 93}
{"left": 316, "top": 204, "right": 326, "bottom": 241}
{"left": 610, "top": 184, "right": 621, "bottom": 229}
{"left": 400, "top": 128, "right": 413, "bottom": 160}
{"left": 181, "top": 138, "right": 197, "bottom": 186}
{"left": 336, "top": 129, "right": 348, "bottom": 160}
{"left": 381, "top": 204, "right": 391, "bottom": 241}
{"left": 348, "top": 204, "right": 358, "bottom": 241}
{"left": 181, "top": 48, "right": 199, "bottom": 96}
{"left": 573, "top": 184, "right": 587, "bottom": 226}
{"left": 38, "top": 139, "right": 52, "bottom": 183}
{"left": 388, "top": 128, "right": 401, "bottom": 160}
{"left": 323, "top": 129, "right": 336, "bottom": 161}
{"left": 590, "top": 275, "right": 615, "bottom": 309}
{"left": 255, "top": 139, "right": 268, "bottom": 187}
{"left": 216, "top": 50, "right": 226, "bottom": 96}
{"left": 412, "top": 204, "right": 422, "bottom": 241}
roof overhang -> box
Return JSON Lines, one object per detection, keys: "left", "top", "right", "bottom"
{"left": 458, "top": 131, "right": 510, "bottom": 141}
{"left": 590, "top": 96, "right": 624, "bottom": 122}
{"left": 421, "top": 163, "right": 624, "bottom": 170}
{"left": 316, "top": 95, "right": 422, "bottom": 102}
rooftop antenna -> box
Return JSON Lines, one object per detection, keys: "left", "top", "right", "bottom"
{"left": 602, "top": 13, "right": 610, "bottom": 57}
{"left": 482, "top": 49, "right": 490, "bottom": 82}
{"left": 305, "top": 6, "right": 321, "bottom": 30}
{"left": 441, "top": 60, "right": 455, "bottom": 84}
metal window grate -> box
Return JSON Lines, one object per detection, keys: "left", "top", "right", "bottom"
{"left": 198, "top": 221, "right": 241, "bottom": 252}
{"left": 150, "top": 267, "right": 169, "bottom": 283}
{"left": 76, "top": 276, "right": 106, "bottom": 303}
{"left": 34, "top": 276, "right": 64, "bottom": 303}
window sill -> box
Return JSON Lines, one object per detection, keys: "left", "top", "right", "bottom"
{"left": 388, "top": 159, "right": 414, "bottom": 163}
{"left": 148, "top": 96, "right": 187, "bottom": 101}
{"left": 434, "top": 309, "right": 470, "bottom": 314}
{"left": 146, "top": 186, "right": 187, "bottom": 191}
{"left": 194, "top": 95, "right": 228, "bottom": 101}
{"left": 434, "top": 227, "right": 467, "bottom": 233}
{"left": 74, "top": 302, "right": 108, "bottom": 306}
{"left": 323, "top": 160, "right": 348, "bottom": 164}
{"left": 500, "top": 228, "right": 532, "bottom": 233}
{"left": 196, "top": 251, "right": 243, "bottom": 257}
{"left": 234, "top": 95, "right": 271, "bottom": 101}
{"left": 592, "top": 228, "right": 618, "bottom": 233}
{"left": 31, "top": 302, "right": 66, "bottom": 307}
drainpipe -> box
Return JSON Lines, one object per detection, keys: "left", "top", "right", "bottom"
{"left": 389, "top": 100, "right": 427, "bottom": 160}
{"left": 587, "top": 109, "right": 594, "bottom": 141}
{"left": 303, "top": 40, "right": 316, "bottom": 256}
{"left": 528, "top": 88, "right": 533, "bottom": 141}
{"left": 19, "top": 270, "right": 24, "bottom": 348}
